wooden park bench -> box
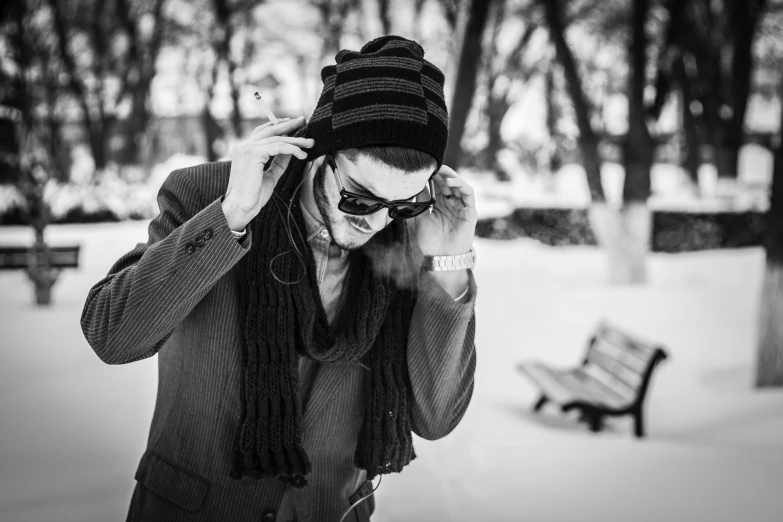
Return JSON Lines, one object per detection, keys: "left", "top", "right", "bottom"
{"left": 516, "top": 322, "right": 669, "bottom": 438}
{"left": 0, "top": 243, "right": 80, "bottom": 305}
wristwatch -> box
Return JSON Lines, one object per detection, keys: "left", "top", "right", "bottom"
{"left": 423, "top": 248, "right": 476, "bottom": 271}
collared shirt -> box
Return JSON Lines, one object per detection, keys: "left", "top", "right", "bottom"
{"left": 277, "top": 202, "right": 469, "bottom": 522}
{"left": 299, "top": 203, "right": 353, "bottom": 324}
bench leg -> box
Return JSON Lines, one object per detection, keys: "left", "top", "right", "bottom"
{"left": 586, "top": 412, "right": 604, "bottom": 433}
{"left": 633, "top": 409, "right": 645, "bottom": 438}
{"left": 533, "top": 395, "right": 548, "bottom": 413}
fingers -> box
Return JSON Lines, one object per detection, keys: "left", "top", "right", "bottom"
{"left": 249, "top": 115, "right": 307, "bottom": 140}
{"left": 255, "top": 136, "right": 315, "bottom": 148}
{"left": 432, "top": 172, "right": 454, "bottom": 198}
{"left": 441, "top": 170, "right": 475, "bottom": 198}
{"left": 249, "top": 117, "right": 291, "bottom": 137}
{"left": 432, "top": 169, "right": 477, "bottom": 215}
{"left": 247, "top": 141, "right": 311, "bottom": 161}
{"left": 265, "top": 154, "right": 293, "bottom": 183}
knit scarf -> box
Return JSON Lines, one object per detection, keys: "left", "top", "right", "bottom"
{"left": 230, "top": 157, "right": 418, "bottom": 487}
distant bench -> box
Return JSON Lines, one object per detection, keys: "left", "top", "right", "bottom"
{"left": 0, "top": 244, "right": 81, "bottom": 305}
{"left": 517, "top": 322, "right": 668, "bottom": 438}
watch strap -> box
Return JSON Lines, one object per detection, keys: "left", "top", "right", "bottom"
{"left": 423, "top": 248, "right": 476, "bottom": 271}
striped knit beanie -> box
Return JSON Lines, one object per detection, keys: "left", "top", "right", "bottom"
{"left": 304, "top": 35, "right": 449, "bottom": 168}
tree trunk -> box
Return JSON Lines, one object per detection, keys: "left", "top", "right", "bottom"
{"left": 623, "top": 0, "right": 653, "bottom": 204}
{"left": 202, "top": 58, "right": 223, "bottom": 163}
{"left": 317, "top": 0, "right": 355, "bottom": 65}
{"left": 724, "top": 0, "right": 767, "bottom": 182}
{"left": 213, "top": 0, "right": 243, "bottom": 138}
{"left": 201, "top": 106, "right": 223, "bottom": 163}
{"left": 48, "top": 0, "right": 111, "bottom": 171}
{"left": 608, "top": 0, "right": 653, "bottom": 285}
{"left": 378, "top": 0, "right": 391, "bottom": 34}
{"left": 544, "top": 66, "right": 560, "bottom": 189}
{"left": 483, "top": 0, "right": 507, "bottom": 179}
{"left": 674, "top": 56, "right": 701, "bottom": 186}
{"left": 756, "top": 75, "right": 783, "bottom": 387}
{"left": 412, "top": 0, "right": 427, "bottom": 41}
{"left": 486, "top": 94, "right": 509, "bottom": 180}
{"left": 116, "top": 0, "right": 166, "bottom": 165}
{"left": 443, "top": 0, "right": 492, "bottom": 169}
{"left": 540, "top": 0, "right": 604, "bottom": 202}
{"left": 89, "top": 121, "right": 109, "bottom": 170}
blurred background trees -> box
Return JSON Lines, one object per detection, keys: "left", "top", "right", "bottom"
{"left": 1, "top": 0, "right": 783, "bottom": 384}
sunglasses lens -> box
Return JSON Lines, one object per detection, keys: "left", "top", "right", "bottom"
{"left": 340, "top": 197, "right": 382, "bottom": 215}
{"left": 389, "top": 204, "right": 429, "bottom": 219}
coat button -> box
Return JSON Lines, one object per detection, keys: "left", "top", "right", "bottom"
{"left": 203, "top": 228, "right": 213, "bottom": 240}
{"left": 195, "top": 234, "right": 206, "bottom": 247}
{"left": 185, "top": 243, "right": 196, "bottom": 254}
{"left": 262, "top": 512, "right": 276, "bottom": 522}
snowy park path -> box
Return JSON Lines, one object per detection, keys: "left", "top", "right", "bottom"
{"left": 1, "top": 221, "right": 782, "bottom": 522}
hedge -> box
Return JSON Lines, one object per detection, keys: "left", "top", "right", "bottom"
{"left": 475, "top": 208, "right": 767, "bottom": 252}
{"left": 1, "top": 204, "right": 768, "bottom": 253}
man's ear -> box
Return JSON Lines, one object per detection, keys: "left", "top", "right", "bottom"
{"left": 305, "top": 155, "right": 325, "bottom": 180}
{"left": 310, "top": 155, "right": 325, "bottom": 173}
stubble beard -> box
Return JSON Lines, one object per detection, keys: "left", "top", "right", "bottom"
{"left": 312, "top": 161, "right": 373, "bottom": 251}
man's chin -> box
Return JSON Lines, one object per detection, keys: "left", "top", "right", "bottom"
{"left": 333, "top": 235, "right": 369, "bottom": 251}
{"left": 333, "top": 227, "right": 374, "bottom": 251}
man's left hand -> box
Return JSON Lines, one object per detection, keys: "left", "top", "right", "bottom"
{"left": 412, "top": 165, "right": 477, "bottom": 257}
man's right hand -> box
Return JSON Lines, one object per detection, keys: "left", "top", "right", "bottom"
{"left": 221, "top": 116, "right": 313, "bottom": 231}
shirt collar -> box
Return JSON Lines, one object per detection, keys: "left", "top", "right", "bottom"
{"left": 300, "top": 199, "right": 349, "bottom": 258}
{"left": 300, "top": 199, "right": 326, "bottom": 241}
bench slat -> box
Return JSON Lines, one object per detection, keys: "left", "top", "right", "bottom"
{"left": 563, "top": 370, "right": 628, "bottom": 409}
{"left": 518, "top": 362, "right": 632, "bottom": 410}
{"left": 597, "top": 324, "right": 657, "bottom": 359}
{"left": 591, "top": 348, "right": 643, "bottom": 391}
{"left": 517, "top": 363, "right": 576, "bottom": 405}
{"left": 0, "top": 246, "right": 80, "bottom": 270}
{"left": 579, "top": 363, "right": 636, "bottom": 404}
{"left": 592, "top": 338, "right": 649, "bottom": 374}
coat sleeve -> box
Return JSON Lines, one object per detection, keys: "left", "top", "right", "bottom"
{"left": 80, "top": 168, "right": 253, "bottom": 365}
{"left": 407, "top": 269, "right": 477, "bottom": 440}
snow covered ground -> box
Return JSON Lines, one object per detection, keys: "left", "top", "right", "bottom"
{"left": 1, "top": 221, "right": 782, "bottom": 522}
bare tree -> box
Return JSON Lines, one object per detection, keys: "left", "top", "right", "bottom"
{"left": 755, "top": 72, "right": 783, "bottom": 388}
{"left": 723, "top": 0, "right": 767, "bottom": 179}
{"left": 669, "top": 0, "right": 767, "bottom": 179}
{"left": 443, "top": 0, "right": 493, "bottom": 168}
{"left": 48, "top": 0, "right": 169, "bottom": 170}
{"left": 539, "top": 0, "right": 604, "bottom": 201}
{"left": 412, "top": 0, "right": 427, "bottom": 40}
{"left": 650, "top": 0, "right": 703, "bottom": 186}
{"left": 115, "top": 0, "right": 167, "bottom": 164}
{"left": 539, "top": 0, "right": 663, "bottom": 284}
{"left": 610, "top": 0, "right": 655, "bottom": 285}
{"left": 377, "top": 0, "right": 391, "bottom": 35}
{"left": 3, "top": 1, "right": 64, "bottom": 303}
{"left": 314, "top": 0, "right": 361, "bottom": 64}
{"left": 213, "top": 0, "right": 243, "bottom": 138}
{"left": 482, "top": 1, "right": 538, "bottom": 180}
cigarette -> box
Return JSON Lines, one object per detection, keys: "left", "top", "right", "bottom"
{"left": 254, "top": 91, "right": 278, "bottom": 124}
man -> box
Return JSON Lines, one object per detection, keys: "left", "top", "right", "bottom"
{"left": 81, "top": 35, "right": 477, "bottom": 522}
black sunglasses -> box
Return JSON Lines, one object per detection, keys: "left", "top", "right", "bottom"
{"left": 325, "top": 154, "right": 436, "bottom": 220}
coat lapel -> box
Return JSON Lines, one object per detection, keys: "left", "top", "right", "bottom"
{"left": 301, "top": 360, "right": 365, "bottom": 432}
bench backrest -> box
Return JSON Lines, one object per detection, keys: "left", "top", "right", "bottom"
{"left": 580, "top": 322, "right": 668, "bottom": 406}
{"left": 0, "top": 245, "right": 81, "bottom": 270}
